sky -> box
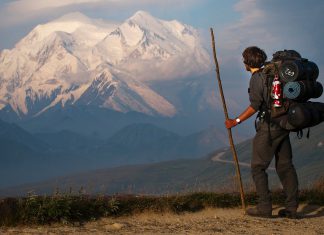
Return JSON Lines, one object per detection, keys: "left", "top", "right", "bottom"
{"left": 0, "top": 0, "right": 323, "bottom": 104}
{"left": 0, "top": 0, "right": 238, "bottom": 50}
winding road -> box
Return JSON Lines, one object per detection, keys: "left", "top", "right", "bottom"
{"left": 211, "top": 151, "right": 275, "bottom": 171}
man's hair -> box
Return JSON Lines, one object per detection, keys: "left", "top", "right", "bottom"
{"left": 242, "top": 46, "right": 267, "bottom": 68}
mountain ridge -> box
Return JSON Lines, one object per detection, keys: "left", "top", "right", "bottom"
{"left": 0, "top": 118, "right": 229, "bottom": 188}
{"left": 3, "top": 123, "right": 322, "bottom": 196}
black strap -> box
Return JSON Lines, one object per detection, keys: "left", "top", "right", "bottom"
{"left": 297, "top": 130, "right": 303, "bottom": 139}
{"left": 306, "top": 128, "right": 310, "bottom": 138}
{"left": 296, "top": 128, "right": 310, "bottom": 139}
{"left": 267, "top": 118, "right": 272, "bottom": 146}
{"left": 265, "top": 73, "right": 273, "bottom": 146}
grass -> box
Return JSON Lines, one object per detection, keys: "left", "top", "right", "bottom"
{"left": 0, "top": 177, "right": 323, "bottom": 227}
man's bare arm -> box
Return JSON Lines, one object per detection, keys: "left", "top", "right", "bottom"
{"left": 225, "top": 106, "right": 257, "bottom": 129}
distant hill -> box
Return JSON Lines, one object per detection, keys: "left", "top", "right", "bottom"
{"left": 107, "top": 123, "right": 181, "bottom": 148}
{"left": 0, "top": 138, "right": 40, "bottom": 164}
{"left": 93, "top": 123, "right": 227, "bottom": 165}
{"left": 35, "top": 129, "right": 104, "bottom": 152}
{"left": 0, "top": 119, "right": 229, "bottom": 189}
{"left": 216, "top": 122, "right": 324, "bottom": 185}
{"left": 0, "top": 119, "right": 49, "bottom": 152}
{"left": 2, "top": 123, "right": 323, "bottom": 197}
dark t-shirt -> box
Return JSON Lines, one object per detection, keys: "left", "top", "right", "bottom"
{"left": 249, "top": 70, "right": 284, "bottom": 131}
{"left": 248, "top": 70, "right": 268, "bottom": 112}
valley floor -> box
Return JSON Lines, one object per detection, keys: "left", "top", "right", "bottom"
{"left": 1, "top": 204, "right": 323, "bottom": 235}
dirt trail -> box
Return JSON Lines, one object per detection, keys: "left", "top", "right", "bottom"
{"left": 211, "top": 151, "right": 276, "bottom": 171}
{"left": 1, "top": 204, "right": 323, "bottom": 235}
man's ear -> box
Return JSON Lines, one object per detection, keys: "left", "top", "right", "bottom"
{"left": 245, "top": 64, "right": 251, "bottom": 72}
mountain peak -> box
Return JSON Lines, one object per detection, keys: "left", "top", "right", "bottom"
{"left": 131, "top": 10, "right": 154, "bottom": 20}
{"left": 54, "top": 11, "right": 92, "bottom": 23}
{"left": 128, "top": 10, "right": 159, "bottom": 27}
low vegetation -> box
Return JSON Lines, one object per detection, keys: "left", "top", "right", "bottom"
{"left": 0, "top": 177, "right": 323, "bottom": 227}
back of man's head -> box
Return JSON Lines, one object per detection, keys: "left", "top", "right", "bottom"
{"left": 242, "top": 46, "right": 267, "bottom": 68}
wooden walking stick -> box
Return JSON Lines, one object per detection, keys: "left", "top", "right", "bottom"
{"left": 210, "top": 28, "right": 246, "bottom": 213}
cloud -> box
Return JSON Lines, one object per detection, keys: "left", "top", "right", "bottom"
{"left": 216, "top": 0, "right": 324, "bottom": 70}
{"left": 212, "top": 0, "right": 324, "bottom": 106}
{"left": 6, "top": 0, "right": 102, "bottom": 12}
{"left": 0, "top": 0, "right": 106, "bottom": 27}
{"left": 0, "top": 0, "right": 195, "bottom": 28}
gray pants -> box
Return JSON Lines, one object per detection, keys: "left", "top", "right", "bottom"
{"left": 252, "top": 121, "right": 299, "bottom": 212}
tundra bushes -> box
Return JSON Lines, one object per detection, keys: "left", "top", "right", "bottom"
{"left": 0, "top": 194, "right": 120, "bottom": 226}
{"left": 0, "top": 177, "right": 323, "bottom": 226}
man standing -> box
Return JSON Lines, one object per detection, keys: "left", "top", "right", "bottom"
{"left": 225, "top": 46, "right": 298, "bottom": 218}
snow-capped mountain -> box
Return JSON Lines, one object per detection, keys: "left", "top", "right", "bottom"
{"left": 0, "top": 11, "right": 210, "bottom": 118}
{"left": 96, "top": 11, "right": 210, "bottom": 81}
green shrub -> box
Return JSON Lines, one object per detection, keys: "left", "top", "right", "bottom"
{"left": 0, "top": 198, "right": 20, "bottom": 226}
{"left": 0, "top": 184, "right": 324, "bottom": 227}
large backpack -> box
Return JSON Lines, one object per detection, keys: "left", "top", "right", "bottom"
{"left": 262, "top": 50, "right": 324, "bottom": 133}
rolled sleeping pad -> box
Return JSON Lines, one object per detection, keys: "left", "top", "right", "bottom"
{"left": 279, "top": 60, "right": 319, "bottom": 82}
{"left": 272, "top": 102, "right": 324, "bottom": 131}
{"left": 283, "top": 81, "right": 323, "bottom": 100}
{"left": 287, "top": 102, "right": 324, "bottom": 129}
{"left": 280, "top": 60, "right": 304, "bottom": 82}
{"left": 283, "top": 82, "right": 301, "bottom": 100}
{"left": 314, "top": 81, "right": 324, "bottom": 98}
{"left": 271, "top": 114, "right": 297, "bottom": 131}
{"left": 305, "top": 61, "right": 319, "bottom": 81}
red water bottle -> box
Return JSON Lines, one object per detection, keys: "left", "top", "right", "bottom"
{"left": 271, "top": 74, "right": 282, "bottom": 107}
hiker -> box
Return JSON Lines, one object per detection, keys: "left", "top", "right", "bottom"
{"left": 225, "top": 46, "right": 298, "bottom": 218}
